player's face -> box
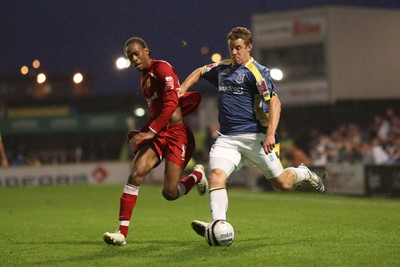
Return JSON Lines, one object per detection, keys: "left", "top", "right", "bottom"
{"left": 228, "top": 38, "right": 252, "bottom": 66}
{"left": 125, "top": 43, "right": 151, "bottom": 72}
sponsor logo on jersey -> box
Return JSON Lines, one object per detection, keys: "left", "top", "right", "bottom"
{"left": 146, "top": 91, "right": 158, "bottom": 107}
{"left": 165, "top": 76, "right": 174, "bottom": 91}
{"left": 219, "top": 85, "right": 243, "bottom": 95}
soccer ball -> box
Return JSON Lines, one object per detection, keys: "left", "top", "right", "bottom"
{"left": 205, "top": 220, "right": 235, "bottom": 246}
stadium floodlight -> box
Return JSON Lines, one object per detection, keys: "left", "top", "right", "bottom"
{"left": 200, "top": 46, "right": 209, "bottom": 55}
{"left": 270, "top": 68, "right": 283, "bottom": 81}
{"left": 116, "top": 57, "right": 131, "bottom": 70}
{"left": 20, "top": 65, "right": 29, "bottom": 75}
{"left": 36, "top": 73, "right": 46, "bottom": 84}
{"left": 32, "top": 59, "right": 41, "bottom": 69}
{"left": 211, "top": 53, "right": 222, "bottom": 63}
{"left": 134, "top": 107, "right": 145, "bottom": 117}
{"left": 73, "top": 72, "right": 84, "bottom": 84}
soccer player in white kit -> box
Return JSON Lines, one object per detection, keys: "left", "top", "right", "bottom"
{"left": 178, "top": 27, "right": 326, "bottom": 237}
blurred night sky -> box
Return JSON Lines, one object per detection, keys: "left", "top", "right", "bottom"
{"left": 1, "top": 0, "right": 399, "bottom": 95}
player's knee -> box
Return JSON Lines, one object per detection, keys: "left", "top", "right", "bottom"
{"left": 208, "top": 169, "right": 227, "bottom": 187}
{"left": 162, "top": 189, "right": 178, "bottom": 201}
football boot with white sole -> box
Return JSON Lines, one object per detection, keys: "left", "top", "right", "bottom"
{"left": 191, "top": 220, "right": 209, "bottom": 237}
{"left": 194, "top": 164, "right": 208, "bottom": 196}
{"left": 103, "top": 231, "right": 126, "bottom": 246}
{"left": 298, "top": 164, "right": 327, "bottom": 193}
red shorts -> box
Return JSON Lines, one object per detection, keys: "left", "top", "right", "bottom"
{"left": 135, "top": 123, "right": 195, "bottom": 168}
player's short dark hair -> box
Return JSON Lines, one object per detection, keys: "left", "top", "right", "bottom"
{"left": 124, "top": 37, "right": 154, "bottom": 56}
{"left": 125, "top": 37, "right": 148, "bottom": 50}
{"left": 226, "top": 27, "right": 253, "bottom": 46}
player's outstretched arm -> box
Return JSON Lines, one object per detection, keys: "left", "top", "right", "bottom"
{"left": 178, "top": 67, "right": 203, "bottom": 97}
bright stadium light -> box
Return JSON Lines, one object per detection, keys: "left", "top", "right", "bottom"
{"left": 134, "top": 107, "right": 145, "bottom": 117}
{"left": 270, "top": 68, "right": 283, "bottom": 81}
{"left": 20, "top": 65, "right": 29, "bottom": 75}
{"left": 73, "top": 72, "right": 84, "bottom": 84}
{"left": 211, "top": 53, "right": 222, "bottom": 63}
{"left": 32, "top": 59, "right": 41, "bottom": 69}
{"left": 200, "top": 46, "right": 209, "bottom": 55}
{"left": 116, "top": 57, "right": 130, "bottom": 69}
{"left": 36, "top": 73, "right": 46, "bottom": 84}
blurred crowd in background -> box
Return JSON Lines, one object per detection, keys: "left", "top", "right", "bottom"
{"left": 3, "top": 106, "right": 399, "bottom": 168}
{"left": 280, "top": 107, "right": 400, "bottom": 167}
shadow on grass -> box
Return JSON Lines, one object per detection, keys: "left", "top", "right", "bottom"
{"left": 18, "top": 237, "right": 264, "bottom": 266}
{"left": 22, "top": 236, "right": 306, "bottom": 266}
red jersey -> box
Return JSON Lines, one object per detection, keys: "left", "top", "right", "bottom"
{"left": 140, "top": 59, "right": 180, "bottom": 133}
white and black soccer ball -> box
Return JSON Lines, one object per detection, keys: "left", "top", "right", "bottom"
{"left": 205, "top": 220, "right": 235, "bottom": 246}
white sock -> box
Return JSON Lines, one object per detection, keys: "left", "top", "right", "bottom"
{"left": 285, "top": 167, "right": 309, "bottom": 185}
{"left": 210, "top": 188, "right": 228, "bottom": 221}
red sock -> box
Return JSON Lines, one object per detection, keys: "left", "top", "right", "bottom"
{"left": 179, "top": 171, "right": 202, "bottom": 195}
{"left": 118, "top": 184, "right": 139, "bottom": 237}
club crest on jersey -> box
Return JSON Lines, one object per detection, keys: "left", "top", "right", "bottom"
{"left": 236, "top": 74, "right": 245, "bottom": 84}
{"left": 146, "top": 78, "right": 151, "bottom": 88}
{"left": 165, "top": 76, "right": 174, "bottom": 91}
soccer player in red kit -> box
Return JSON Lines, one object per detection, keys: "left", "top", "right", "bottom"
{"left": 103, "top": 37, "right": 208, "bottom": 246}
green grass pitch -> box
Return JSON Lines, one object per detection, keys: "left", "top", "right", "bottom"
{"left": 0, "top": 184, "right": 399, "bottom": 266}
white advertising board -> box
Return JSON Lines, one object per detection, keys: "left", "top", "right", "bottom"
{"left": 0, "top": 161, "right": 167, "bottom": 187}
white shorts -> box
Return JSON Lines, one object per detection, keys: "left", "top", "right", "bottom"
{"left": 209, "top": 133, "right": 284, "bottom": 179}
